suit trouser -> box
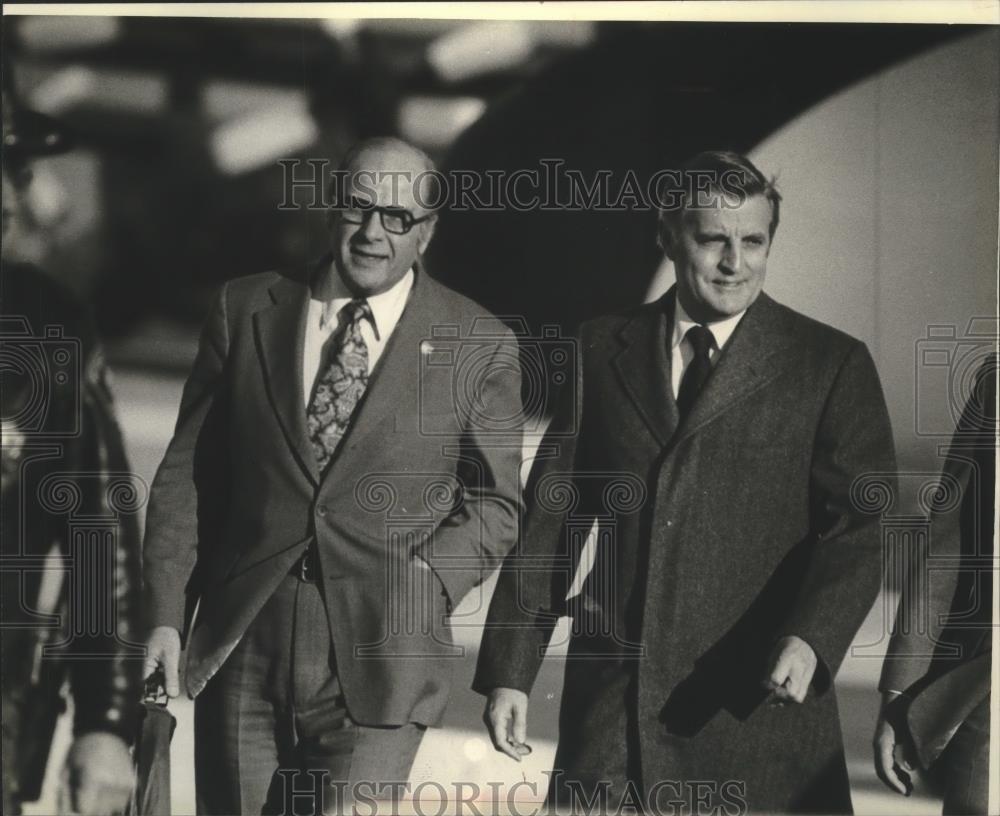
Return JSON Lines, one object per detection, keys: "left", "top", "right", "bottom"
{"left": 194, "top": 571, "right": 425, "bottom": 815}
{"left": 937, "top": 694, "right": 990, "bottom": 816}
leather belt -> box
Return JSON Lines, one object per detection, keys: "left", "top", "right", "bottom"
{"left": 291, "top": 545, "right": 319, "bottom": 582}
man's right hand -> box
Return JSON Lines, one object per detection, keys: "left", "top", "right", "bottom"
{"left": 483, "top": 687, "right": 532, "bottom": 761}
{"left": 143, "top": 626, "right": 181, "bottom": 698}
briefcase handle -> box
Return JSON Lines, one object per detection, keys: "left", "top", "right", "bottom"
{"left": 143, "top": 668, "right": 169, "bottom": 707}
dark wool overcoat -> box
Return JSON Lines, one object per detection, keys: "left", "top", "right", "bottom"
{"left": 476, "top": 288, "right": 897, "bottom": 814}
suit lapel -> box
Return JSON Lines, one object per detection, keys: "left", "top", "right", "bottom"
{"left": 612, "top": 292, "right": 679, "bottom": 448}
{"left": 669, "top": 292, "right": 795, "bottom": 449}
{"left": 253, "top": 273, "right": 319, "bottom": 485}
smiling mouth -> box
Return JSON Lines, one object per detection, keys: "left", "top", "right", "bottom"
{"left": 713, "top": 280, "right": 745, "bottom": 288}
{"left": 351, "top": 247, "right": 388, "bottom": 260}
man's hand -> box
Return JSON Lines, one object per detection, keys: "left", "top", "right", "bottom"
{"left": 61, "top": 732, "right": 133, "bottom": 815}
{"left": 873, "top": 691, "right": 915, "bottom": 796}
{"left": 484, "top": 687, "right": 532, "bottom": 761}
{"left": 763, "top": 635, "right": 818, "bottom": 704}
{"left": 144, "top": 625, "right": 181, "bottom": 698}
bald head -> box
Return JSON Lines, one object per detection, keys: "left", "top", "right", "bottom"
{"left": 332, "top": 136, "right": 440, "bottom": 217}
{"left": 338, "top": 136, "right": 435, "bottom": 178}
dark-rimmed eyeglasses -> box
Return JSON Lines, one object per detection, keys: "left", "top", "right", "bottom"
{"left": 335, "top": 199, "right": 435, "bottom": 235}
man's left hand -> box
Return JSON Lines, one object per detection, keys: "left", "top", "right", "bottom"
{"left": 763, "top": 636, "right": 817, "bottom": 704}
{"left": 61, "top": 732, "right": 134, "bottom": 815}
{"left": 873, "top": 692, "right": 916, "bottom": 796}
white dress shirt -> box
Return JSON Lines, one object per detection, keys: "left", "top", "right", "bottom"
{"left": 302, "top": 265, "right": 414, "bottom": 407}
{"left": 670, "top": 298, "right": 747, "bottom": 399}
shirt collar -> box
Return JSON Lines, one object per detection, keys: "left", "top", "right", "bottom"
{"left": 314, "top": 262, "right": 415, "bottom": 341}
{"left": 671, "top": 295, "right": 747, "bottom": 352}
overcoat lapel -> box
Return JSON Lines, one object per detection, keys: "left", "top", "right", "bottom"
{"left": 668, "top": 292, "right": 794, "bottom": 449}
{"left": 253, "top": 273, "right": 319, "bottom": 485}
{"left": 612, "top": 292, "right": 679, "bottom": 447}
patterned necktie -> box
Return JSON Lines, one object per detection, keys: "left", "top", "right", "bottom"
{"left": 306, "top": 298, "right": 372, "bottom": 472}
{"left": 676, "top": 324, "right": 714, "bottom": 420}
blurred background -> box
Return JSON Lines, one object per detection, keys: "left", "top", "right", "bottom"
{"left": 3, "top": 13, "right": 997, "bottom": 815}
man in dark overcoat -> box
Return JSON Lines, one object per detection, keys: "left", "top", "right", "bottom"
{"left": 476, "top": 151, "right": 898, "bottom": 814}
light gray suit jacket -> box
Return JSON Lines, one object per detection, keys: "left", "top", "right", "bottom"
{"left": 144, "top": 262, "right": 524, "bottom": 726}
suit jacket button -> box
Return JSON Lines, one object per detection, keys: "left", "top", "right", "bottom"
{"left": 317, "top": 505, "right": 328, "bottom": 517}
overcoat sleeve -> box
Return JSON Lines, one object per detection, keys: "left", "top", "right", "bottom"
{"left": 779, "top": 341, "right": 897, "bottom": 691}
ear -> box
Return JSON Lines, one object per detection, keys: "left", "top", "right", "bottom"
{"left": 416, "top": 214, "right": 438, "bottom": 255}
{"left": 658, "top": 218, "right": 676, "bottom": 261}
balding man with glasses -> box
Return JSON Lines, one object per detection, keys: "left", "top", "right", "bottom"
{"left": 143, "top": 137, "right": 524, "bottom": 814}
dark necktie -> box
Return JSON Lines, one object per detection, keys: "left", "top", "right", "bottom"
{"left": 676, "top": 325, "right": 714, "bottom": 420}
{"left": 306, "top": 298, "right": 372, "bottom": 472}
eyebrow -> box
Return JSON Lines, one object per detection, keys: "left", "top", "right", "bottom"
{"left": 346, "top": 195, "right": 411, "bottom": 214}
{"left": 346, "top": 195, "right": 375, "bottom": 208}
{"left": 694, "top": 229, "right": 767, "bottom": 240}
